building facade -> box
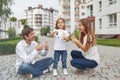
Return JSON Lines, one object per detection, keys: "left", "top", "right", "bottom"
{"left": 95, "top": 0, "right": 120, "bottom": 34}
{"left": 24, "top": 5, "right": 58, "bottom": 36}
{"left": 58, "top": 0, "right": 81, "bottom": 33}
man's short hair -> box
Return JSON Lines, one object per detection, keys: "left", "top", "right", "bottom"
{"left": 22, "top": 27, "right": 34, "bottom": 39}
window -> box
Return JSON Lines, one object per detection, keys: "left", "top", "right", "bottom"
{"left": 75, "top": 15, "right": 79, "bottom": 18}
{"left": 64, "top": 7, "right": 70, "bottom": 11}
{"left": 99, "top": 1, "right": 102, "bottom": 11}
{"left": 75, "top": 8, "right": 79, "bottom": 12}
{"left": 81, "top": 0, "right": 85, "bottom": 3}
{"left": 99, "top": 18, "right": 102, "bottom": 28}
{"left": 75, "top": 1, "right": 79, "bottom": 5}
{"left": 81, "top": 6, "right": 85, "bottom": 9}
{"left": 109, "top": 0, "right": 117, "bottom": 4}
{"left": 64, "top": 0, "right": 70, "bottom": 3}
{"left": 82, "top": 13, "right": 85, "bottom": 16}
{"left": 87, "top": 5, "right": 93, "bottom": 16}
{"left": 109, "top": 13, "right": 117, "bottom": 27}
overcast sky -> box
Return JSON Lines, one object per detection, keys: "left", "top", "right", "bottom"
{"left": 11, "top": 0, "right": 59, "bottom": 19}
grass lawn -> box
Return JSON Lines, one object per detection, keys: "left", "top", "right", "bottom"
{"left": 97, "top": 38, "right": 120, "bottom": 47}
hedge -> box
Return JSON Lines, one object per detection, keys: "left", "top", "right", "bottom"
{"left": 0, "top": 36, "right": 38, "bottom": 55}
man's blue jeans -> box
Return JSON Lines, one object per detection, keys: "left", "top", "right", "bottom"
{"left": 17, "top": 57, "right": 53, "bottom": 77}
{"left": 53, "top": 50, "right": 67, "bottom": 69}
{"left": 70, "top": 50, "right": 98, "bottom": 70}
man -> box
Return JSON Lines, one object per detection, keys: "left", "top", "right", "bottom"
{"left": 15, "top": 27, "right": 53, "bottom": 79}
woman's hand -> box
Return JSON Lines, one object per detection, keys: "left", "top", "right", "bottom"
{"left": 71, "top": 35, "right": 78, "bottom": 43}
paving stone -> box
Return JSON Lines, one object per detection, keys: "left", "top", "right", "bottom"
{"left": 0, "top": 37, "right": 120, "bottom": 80}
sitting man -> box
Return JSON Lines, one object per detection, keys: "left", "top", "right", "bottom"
{"left": 15, "top": 27, "right": 53, "bottom": 79}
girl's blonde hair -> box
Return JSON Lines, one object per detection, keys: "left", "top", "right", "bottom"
{"left": 55, "top": 18, "right": 66, "bottom": 30}
{"left": 79, "top": 18, "right": 96, "bottom": 50}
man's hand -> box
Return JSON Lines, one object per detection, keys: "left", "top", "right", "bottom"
{"left": 36, "top": 42, "right": 43, "bottom": 51}
{"left": 44, "top": 41, "right": 49, "bottom": 50}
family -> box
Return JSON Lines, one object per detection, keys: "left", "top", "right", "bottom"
{"left": 15, "top": 18, "right": 100, "bottom": 79}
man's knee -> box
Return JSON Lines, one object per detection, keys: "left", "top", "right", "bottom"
{"left": 47, "top": 57, "right": 54, "bottom": 63}
{"left": 20, "top": 63, "right": 30, "bottom": 70}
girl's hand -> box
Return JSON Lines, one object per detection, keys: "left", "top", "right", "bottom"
{"left": 54, "top": 31, "right": 58, "bottom": 35}
{"left": 63, "top": 36, "right": 69, "bottom": 41}
{"left": 49, "top": 31, "right": 58, "bottom": 37}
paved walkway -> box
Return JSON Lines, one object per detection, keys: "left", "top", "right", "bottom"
{"left": 0, "top": 37, "right": 120, "bottom": 80}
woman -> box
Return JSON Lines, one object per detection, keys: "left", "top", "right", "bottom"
{"left": 70, "top": 18, "right": 100, "bottom": 76}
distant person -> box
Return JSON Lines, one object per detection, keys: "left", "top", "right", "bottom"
{"left": 49, "top": 18, "right": 70, "bottom": 76}
{"left": 70, "top": 18, "right": 100, "bottom": 76}
{"left": 15, "top": 27, "right": 53, "bottom": 79}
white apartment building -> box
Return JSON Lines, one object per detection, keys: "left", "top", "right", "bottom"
{"left": 58, "top": 0, "right": 80, "bottom": 33}
{"left": 0, "top": 19, "right": 23, "bottom": 39}
{"left": 94, "top": 0, "right": 120, "bottom": 34}
{"left": 24, "top": 5, "right": 58, "bottom": 36}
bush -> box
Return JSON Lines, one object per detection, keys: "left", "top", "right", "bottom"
{"left": 40, "top": 26, "right": 50, "bottom": 36}
{"left": 0, "top": 39, "right": 21, "bottom": 55}
{"left": 0, "top": 36, "right": 38, "bottom": 55}
{"left": 68, "top": 29, "right": 80, "bottom": 40}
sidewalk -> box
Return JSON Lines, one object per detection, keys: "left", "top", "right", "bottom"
{"left": 0, "top": 37, "right": 120, "bottom": 80}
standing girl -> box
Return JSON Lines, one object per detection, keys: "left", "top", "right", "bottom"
{"left": 70, "top": 18, "right": 100, "bottom": 76}
{"left": 49, "top": 18, "right": 69, "bottom": 76}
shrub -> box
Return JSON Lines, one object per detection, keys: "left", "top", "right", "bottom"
{"left": 0, "top": 36, "right": 38, "bottom": 55}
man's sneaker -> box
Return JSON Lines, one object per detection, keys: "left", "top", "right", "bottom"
{"left": 43, "top": 67, "right": 52, "bottom": 74}
{"left": 63, "top": 69, "right": 68, "bottom": 75}
{"left": 53, "top": 69, "right": 58, "bottom": 76}
{"left": 25, "top": 74, "right": 33, "bottom": 79}
{"left": 87, "top": 68, "right": 96, "bottom": 77}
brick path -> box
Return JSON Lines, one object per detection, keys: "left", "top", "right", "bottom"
{"left": 0, "top": 37, "right": 120, "bottom": 80}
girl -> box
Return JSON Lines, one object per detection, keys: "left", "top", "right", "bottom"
{"left": 70, "top": 18, "right": 100, "bottom": 76}
{"left": 49, "top": 18, "right": 69, "bottom": 76}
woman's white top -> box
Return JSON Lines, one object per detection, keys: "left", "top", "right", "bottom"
{"left": 82, "top": 35, "right": 100, "bottom": 64}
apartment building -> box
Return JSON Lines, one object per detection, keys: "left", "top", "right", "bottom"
{"left": 24, "top": 5, "right": 58, "bottom": 36}
{"left": 58, "top": 0, "right": 81, "bottom": 33}
{"left": 0, "top": 19, "right": 23, "bottom": 39}
{"left": 95, "top": 0, "right": 120, "bottom": 35}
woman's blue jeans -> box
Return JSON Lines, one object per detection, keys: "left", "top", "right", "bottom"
{"left": 17, "top": 57, "right": 53, "bottom": 77}
{"left": 70, "top": 50, "right": 98, "bottom": 70}
{"left": 53, "top": 50, "right": 67, "bottom": 69}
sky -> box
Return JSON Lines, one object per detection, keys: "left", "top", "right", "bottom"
{"left": 11, "top": 0, "right": 59, "bottom": 19}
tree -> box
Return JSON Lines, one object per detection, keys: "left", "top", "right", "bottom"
{"left": 0, "top": 0, "right": 14, "bottom": 18}
{"left": 0, "top": 0, "right": 14, "bottom": 38}
{"left": 7, "top": 27, "right": 16, "bottom": 38}
{"left": 40, "top": 26, "right": 50, "bottom": 36}
{"left": 9, "top": 16, "right": 17, "bottom": 28}
{"left": 10, "top": 17, "right": 17, "bottom": 22}
{"left": 20, "top": 19, "right": 29, "bottom": 28}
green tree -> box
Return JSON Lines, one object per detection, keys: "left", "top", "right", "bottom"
{"left": 20, "top": 19, "right": 29, "bottom": 28}
{"left": 40, "top": 26, "right": 50, "bottom": 36}
{"left": 10, "top": 17, "right": 17, "bottom": 22}
{"left": 9, "top": 16, "right": 17, "bottom": 28}
{"left": 7, "top": 27, "right": 16, "bottom": 38}
{"left": 0, "top": 0, "right": 14, "bottom": 38}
